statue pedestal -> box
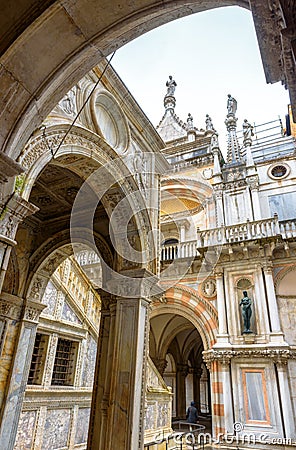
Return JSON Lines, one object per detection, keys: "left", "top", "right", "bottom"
{"left": 243, "top": 333, "right": 256, "bottom": 344}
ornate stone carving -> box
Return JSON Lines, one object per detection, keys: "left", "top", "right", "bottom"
{"left": 246, "top": 175, "right": 259, "bottom": 190}
{"left": 0, "top": 194, "right": 38, "bottom": 241}
{"left": 0, "top": 295, "right": 22, "bottom": 320}
{"left": 203, "top": 348, "right": 296, "bottom": 365}
{"left": 28, "top": 277, "right": 44, "bottom": 301}
{"left": 202, "top": 279, "right": 216, "bottom": 298}
{"left": 24, "top": 299, "right": 46, "bottom": 322}
{"left": 58, "top": 87, "right": 77, "bottom": 116}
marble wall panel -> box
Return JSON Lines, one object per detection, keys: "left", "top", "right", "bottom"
{"left": 61, "top": 301, "right": 81, "bottom": 324}
{"left": 41, "top": 281, "right": 57, "bottom": 316}
{"left": 42, "top": 408, "right": 71, "bottom": 450}
{"left": 14, "top": 410, "right": 37, "bottom": 449}
{"left": 81, "top": 335, "right": 97, "bottom": 387}
{"left": 75, "top": 407, "right": 90, "bottom": 445}
{"left": 144, "top": 403, "right": 155, "bottom": 431}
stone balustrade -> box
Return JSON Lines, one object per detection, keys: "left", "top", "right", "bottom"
{"left": 75, "top": 250, "right": 100, "bottom": 266}
{"left": 161, "top": 215, "right": 296, "bottom": 261}
{"left": 279, "top": 219, "right": 296, "bottom": 239}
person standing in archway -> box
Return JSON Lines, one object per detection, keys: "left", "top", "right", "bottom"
{"left": 186, "top": 401, "right": 198, "bottom": 423}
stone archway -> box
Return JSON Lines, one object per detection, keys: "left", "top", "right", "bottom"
{"left": 151, "top": 284, "right": 218, "bottom": 430}
{"left": 0, "top": 122, "right": 157, "bottom": 450}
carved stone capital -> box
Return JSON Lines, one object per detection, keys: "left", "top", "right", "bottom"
{"left": 0, "top": 194, "right": 38, "bottom": 240}
{"left": 176, "top": 363, "right": 189, "bottom": 377}
{"left": 0, "top": 293, "right": 23, "bottom": 320}
{"left": 246, "top": 175, "right": 259, "bottom": 190}
{"left": 153, "top": 358, "right": 168, "bottom": 376}
{"left": 23, "top": 299, "right": 47, "bottom": 323}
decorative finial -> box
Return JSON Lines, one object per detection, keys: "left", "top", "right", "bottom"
{"left": 187, "top": 113, "right": 194, "bottom": 130}
{"left": 166, "top": 75, "right": 177, "bottom": 96}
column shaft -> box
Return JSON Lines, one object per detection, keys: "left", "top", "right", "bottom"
{"left": 277, "top": 364, "right": 296, "bottom": 438}
{"left": 251, "top": 189, "right": 261, "bottom": 220}
{"left": 215, "top": 272, "right": 228, "bottom": 337}
{"left": 263, "top": 267, "right": 281, "bottom": 332}
{"left": 221, "top": 364, "right": 234, "bottom": 434}
{"left": 105, "top": 297, "right": 149, "bottom": 450}
{"left": 176, "top": 364, "right": 188, "bottom": 418}
{"left": 0, "top": 298, "right": 45, "bottom": 450}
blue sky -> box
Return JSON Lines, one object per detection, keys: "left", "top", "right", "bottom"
{"left": 112, "top": 6, "right": 290, "bottom": 154}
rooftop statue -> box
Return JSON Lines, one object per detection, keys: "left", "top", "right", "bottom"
{"left": 166, "top": 76, "right": 177, "bottom": 96}
{"left": 243, "top": 119, "right": 254, "bottom": 144}
{"left": 205, "top": 114, "right": 215, "bottom": 131}
{"left": 227, "top": 94, "right": 237, "bottom": 115}
{"left": 187, "top": 113, "right": 194, "bottom": 130}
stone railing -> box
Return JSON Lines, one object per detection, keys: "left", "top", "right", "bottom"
{"left": 161, "top": 216, "right": 296, "bottom": 261}
{"left": 75, "top": 250, "right": 100, "bottom": 266}
{"left": 279, "top": 219, "right": 296, "bottom": 239}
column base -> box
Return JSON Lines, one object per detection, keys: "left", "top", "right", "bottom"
{"left": 269, "top": 332, "right": 286, "bottom": 344}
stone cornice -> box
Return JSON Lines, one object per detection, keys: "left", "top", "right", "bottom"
{"left": 203, "top": 348, "right": 296, "bottom": 366}
{"left": 0, "top": 151, "right": 24, "bottom": 183}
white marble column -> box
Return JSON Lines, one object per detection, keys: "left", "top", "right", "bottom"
{"left": 87, "top": 291, "right": 114, "bottom": 450}
{"left": 215, "top": 191, "right": 225, "bottom": 227}
{"left": 106, "top": 294, "right": 150, "bottom": 450}
{"left": 250, "top": 187, "right": 261, "bottom": 221}
{"left": 263, "top": 265, "right": 281, "bottom": 334}
{"left": 0, "top": 297, "right": 45, "bottom": 450}
{"left": 215, "top": 271, "right": 228, "bottom": 341}
{"left": 276, "top": 361, "right": 296, "bottom": 438}
{"left": 89, "top": 269, "right": 154, "bottom": 450}
{"left": 221, "top": 361, "right": 234, "bottom": 434}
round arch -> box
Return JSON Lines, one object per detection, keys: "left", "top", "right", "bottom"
{"left": 0, "top": 1, "right": 250, "bottom": 160}
{"left": 17, "top": 124, "right": 154, "bottom": 273}
{"left": 151, "top": 284, "right": 218, "bottom": 351}
{"left": 25, "top": 228, "right": 112, "bottom": 300}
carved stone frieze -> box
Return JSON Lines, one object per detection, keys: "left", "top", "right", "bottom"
{"left": 203, "top": 348, "right": 296, "bottom": 366}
